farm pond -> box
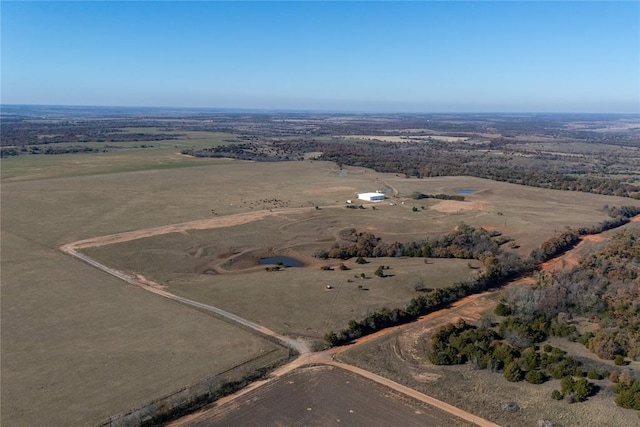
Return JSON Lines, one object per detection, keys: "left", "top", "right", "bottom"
{"left": 259, "top": 256, "right": 305, "bottom": 268}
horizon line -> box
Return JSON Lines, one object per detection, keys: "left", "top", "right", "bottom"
{"left": 1, "top": 103, "right": 638, "bottom": 117}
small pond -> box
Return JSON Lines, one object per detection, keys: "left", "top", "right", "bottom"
{"left": 456, "top": 189, "right": 477, "bottom": 194}
{"left": 259, "top": 256, "right": 305, "bottom": 268}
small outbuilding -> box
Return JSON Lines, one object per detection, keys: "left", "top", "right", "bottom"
{"left": 357, "top": 191, "right": 386, "bottom": 202}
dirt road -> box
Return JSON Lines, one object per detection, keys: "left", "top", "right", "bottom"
{"left": 169, "top": 291, "right": 499, "bottom": 427}
{"left": 60, "top": 245, "right": 311, "bottom": 355}
{"left": 62, "top": 208, "right": 636, "bottom": 426}
{"left": 61, "top": 207, "right": 314, "bottom": 250}
{"left": 62, "top": 206, "right": 500, "bottom": 426}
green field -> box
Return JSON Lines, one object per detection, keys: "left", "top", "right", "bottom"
{"left": 0, "top": 131, "right": 237, "bottom": 182}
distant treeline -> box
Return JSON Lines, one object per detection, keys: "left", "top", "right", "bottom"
{"left": 1, "top": 123, "right": 181, "bottom": 147}
{"left": 0, "top": 144, "right": 155, "bottom": 158}
{"left": 184, "top": 136, "right": 640, "bottom": 198}
{"left": 311, "top": 140, "right": 640, "bottom": 198}
{"left": 181, "top": 143, "right": 293, "bottom": 161}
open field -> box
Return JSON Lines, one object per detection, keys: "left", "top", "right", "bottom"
{"left": 338, "top": 221, "right": 640, "bottom": 426}
{"left": 338, "top": 293, "right": 640, "bottom": 427}
{"left": 83, "top": 227, "right": 479, "bottom": 343}
{"left": 4, "top": 154, "right": 640, "bottom": 425}
{"left": 69, "top": 163, "right": 640, "bottom": 344}
{"left": 0, "top": 131, "right": 239, "bottom": 182}
{"left": 73, "top": 164, "right": 640, "bottom": 346}
{"left": 182, "top": 365, "right": 475, "bottom": 427}
{"left": 1, "top": 229, "right": 289, "bottom": 426}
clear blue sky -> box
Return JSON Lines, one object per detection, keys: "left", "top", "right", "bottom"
{"left": 2, "top": 1, "right": 638, "bottom": 113}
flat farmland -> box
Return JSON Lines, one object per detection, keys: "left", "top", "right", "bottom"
{"left": 75, "top": 164, "right": 640, "bottom": 346}
{"left": 0, "top": 130, "right": 239, "bottom": 182}
{"left": 4, "top": 158, "right": 640, "bottom": 425}
{"left": 182, "top": 365, "right": 475, "bottom": 427}
{"left": 83, "top": 220, "right": 480, "bottom": 342}
{"left": 1, "top": 230, "right": 289, "bottom": 426}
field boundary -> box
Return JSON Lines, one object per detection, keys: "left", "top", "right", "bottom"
{"left": 99, "top": 348, "right": 293, "bottom": 427}
{"left": 60, "top": 244, "right": 310, "bottom": 355}
{"left": 326, "top": 361, "right": 500, "bottom": 427}
{"left": 60, "top": 207, "right": 501, "bottom": 427}
{"left": 61, "top": 208, "right": 639, "bottom": 426}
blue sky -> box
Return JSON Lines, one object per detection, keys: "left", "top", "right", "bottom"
{"left": 2, "top": 1, "right": 638, "bottom": 113}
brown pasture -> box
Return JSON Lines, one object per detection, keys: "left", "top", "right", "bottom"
{"left": 338, "top": 222, "right": 640, "bottom": 427}
{"left": 181, "top": 365, "right": 475, "bottom": 427}
{"left": 3, "top": 157, "right": 640, "bottom": 425}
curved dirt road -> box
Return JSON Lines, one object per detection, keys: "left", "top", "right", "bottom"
{"left": 61, "top": 206, "right": 500, "bottom": 426}
{"left": 60, "top": 245, "right": 310, "bottom": 355}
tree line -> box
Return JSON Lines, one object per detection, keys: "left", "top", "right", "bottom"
{"left": 315, "top": 223, "right": 505, "bottom": 261}
{"left": 323, "top": 207, "right": 640, "bottom": 348}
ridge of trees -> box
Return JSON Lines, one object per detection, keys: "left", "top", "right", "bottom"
{"left": 323, "top": 207, "right": 639, "bottom": 348}
{"left": 316, "top": 223, "right": 506, "bottom": 260}
{"left": 490, "top": 223, "right": 640, "bottom": 414}
{"left": 181, "top": 137, "right": 640, "bottom": 198}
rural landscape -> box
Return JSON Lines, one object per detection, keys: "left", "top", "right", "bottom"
{"left": 2, "top": 106, "right": 640, "bottom": 426}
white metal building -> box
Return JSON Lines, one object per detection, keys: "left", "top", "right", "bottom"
{"left": 357, "top": 191, "right": 386, "bottom": 202}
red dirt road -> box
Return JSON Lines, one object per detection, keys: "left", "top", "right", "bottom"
{"left": 62, "top": 207, "right": 500, "bottom": 427}
{"left": 63, "top": 209, "right": 637, "bottom": 427}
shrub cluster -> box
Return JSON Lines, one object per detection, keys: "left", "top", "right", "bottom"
{"left": 427, "top": 322, "right": 602, "bottom": 402}
{"left": 410, "top": 191, "right": 465, "bottom": 201}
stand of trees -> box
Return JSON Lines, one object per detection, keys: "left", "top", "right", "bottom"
{"left": 324, "top": 207, "right": 640, "bottom": 348}
{"left": 316, "top": 224, "right": 506, "bottom": 260}
{"left": 410, "top": 192, "right": 465, "bottom": 201}
{"left": 505, "top": 229, "right": 640, "bottom": 361}
{"left": 427, "top": 319, "right": 599, "bottom": 401}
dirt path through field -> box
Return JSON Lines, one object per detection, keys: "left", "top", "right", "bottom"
{"left": 62, "top": 207, "right": 316, "bottom": 250}
{"left": 62, "top": 204, "right": 502, "bottom": 427}
{"left": 60, "top": 245, "right": 311, "bottom": 355}
{"left": 170, "top": 291, "right": 498, "bottom": 427}
{"left": 62, "top": 207, "right": 639, "bottom": 427}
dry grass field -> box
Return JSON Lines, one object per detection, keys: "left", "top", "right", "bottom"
{"left": 338, "top": 299, "right": 640, "bottom": 427}
{"left": 338, "top": 222, "right": 640, "bottom": 427}
{"left": 72, "top": 164, "right": 640, "bottom": 344}
{"left": 83, "top": 221, "right": 479, "bottom": 343}
{"left": 0, "top": 131, "right": 237, "bottom": 182}
{"left": 182, "top": 365, "right": 475, "bottom": 427}
{"left": 76, "top": 164, "right": 640, "bottom": 347}
{"left": 1, "top": 229, "right": 289, "bottom": 426}
{"left": 3, "top": 153, "right": 640, "bottom": 425}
